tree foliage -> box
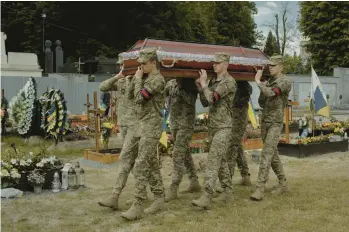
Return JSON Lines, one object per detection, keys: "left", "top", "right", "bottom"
{"left": 283, "top": 54, "right": 310, "bottom": 75}
{"left": 1, "top": 2, "right": 263, "bottom": 63}
{"left": 299, "top": 2, "right": 349, "bottom": 75}
{"left": 263, "top": 31, "right": 278, "bottom": 57}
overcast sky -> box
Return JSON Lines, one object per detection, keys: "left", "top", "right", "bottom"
{"left": 254, "top": 1, "right": 301, "bottom": 55}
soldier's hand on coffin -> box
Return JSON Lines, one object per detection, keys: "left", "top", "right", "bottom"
{"left": 195, "top": 78, "right": 202, "bottom": 90}
{"left": 115, "top": 64, "right": 125, "bottom": 79}
{"left": 135, "top": 66, "right": 143, "bottom": 79}
{"left": 254, "top": 66, "right": 264, "bottom": 83}
{"left": 199, "top": 69, "right": 208, "bottom": 87}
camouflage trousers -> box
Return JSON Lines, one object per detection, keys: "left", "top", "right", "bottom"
{"left": 256, "top": 122, "right": 286, "bottom": 187}
{"left": 205, "top": 128, "right": 233, "bottom": 195}
{"left": 119, "top": 125, "right": 129, "bottom": 139}
{"left": 170, "top": 129, "right": 198, "bottom": 190}
{"left": 228, "top": 108, "right": 250, "bottom": 178}
{"left": 112, "top": 128, "right": 163, "bottom": 201}
{"left": 132, "top": 136, "right": 164, "bottom": 204}
{"left": 228, "top": 144, "right": 249, "bottom": 178}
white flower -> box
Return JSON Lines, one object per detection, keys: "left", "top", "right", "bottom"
{"left": 41, "top": 158, "right": 48, "bottom": 164}
{"left": 20, "top": 160, "right": 28, "bottom": 166}
{"left": 26, "top": 159, "right": 32, "bottom": 164}
{"left": 1, "top": 161, "right": 8, "bottom": 167}
{"left": 36, "top": 162, "right": 44, "bottom": 168}
{"left": 10, "top": 169, "right": 21, "bottom": 179}
{"left": 1, "top": 169, "right": 10, "bottom": 177}
{"left": 11, "top": 159, "right": 18, "bottom": 165}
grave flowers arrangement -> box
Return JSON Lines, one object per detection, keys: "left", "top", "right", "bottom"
{"left": 101, "top": 121, "right": 114, "bottom": 148}
{"left": 1, "top": 161, "right": 21, "bottom": 188}
{"left": 8, "top": 77, "right": 37, "bottom": 135}
{"left": 1, "top": 95, "right": 9, "bottom": 134}
{"left": 27, "top": 169, "right": 45, "bottom": 185}
{"left": 39, "top": 89, "right": 70, "bottom": 139}
{"left": 1, "top": 147, "right": 63, "bottom": 174}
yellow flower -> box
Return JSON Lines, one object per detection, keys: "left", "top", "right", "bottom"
{"left": 102, "top": 122, "right": 114, "bottom": 129}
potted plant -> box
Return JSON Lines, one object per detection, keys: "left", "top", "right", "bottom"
{"left": 27, "top": 170, "right": 46, "bottom": 193}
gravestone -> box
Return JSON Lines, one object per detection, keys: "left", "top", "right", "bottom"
{"left": 45, "top": 40, "right": 53, "bottom": 73}
{"left": 1, "top": 32, "right": 7, "bottom": 65}
{"left": 55, "top": 40, "right": 64, "bottom": 73}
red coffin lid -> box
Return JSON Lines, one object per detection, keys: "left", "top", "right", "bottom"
{"left": 121, "top": 38, "right": 270, "bottom": 81}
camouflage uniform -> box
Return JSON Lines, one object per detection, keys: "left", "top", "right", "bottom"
{"left": 228, "top": 81, "right": 252, "bottom": 178}
{"left": 111, "top": 75, "right": 139, "bottom": 196}
{"left": 198, "top": 72, "right": 237, "bottom": 196}
{"left": 255, "top": 74, "right": 291, "bottom": 188}
{"left": 99, "top": 57, "right": 135, "bottom": 139}
{"left": 165, "top": 79, "right": 199, "bottom": 191}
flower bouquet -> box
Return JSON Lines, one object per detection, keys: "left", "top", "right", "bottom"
{"left": 101, "top": 121, "right": 114, "bottom": 149}
{"left": 8, "top": 77, "right": 37, "bottom": 135}
{"left": 27, "top": 169, "right": 46, "bottom": 193}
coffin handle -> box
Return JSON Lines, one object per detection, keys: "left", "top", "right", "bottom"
{"left": 161, "top": 60, "right": 177, "bottom": 68}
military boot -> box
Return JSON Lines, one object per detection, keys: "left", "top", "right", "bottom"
{"left": 271, "top": 179, "right": 289, "bottom": 195}
{"left": 239, "top": 175, "right": 252, "bottom": 186}
{"left": 213, "top": 188, "right": 233, "bottom": 202}
{"left": 120, "top": 203, "right": 143, "bottom": 221}
{"left": 126, "top": 193, "right": 149, "bottom": 205}
{"left": 215, "top": 185, "right": 224, "bottom": 193}
{"left": 181, "top": 179, "right": 202, "bottom": 193}
{"left": 144, "top": 196, "right": 165, "bottom": 215}
{"left": 97, "top": 193, "right": 119, "bottom": 210}
{"left": 250, "top": 186, "right": 264, "bottom": 201}
{"left": 165, "top": 187, "right": 178, "bottom": 202}
{"left": 191, "top": 193, "right": 212, "bottom": 210}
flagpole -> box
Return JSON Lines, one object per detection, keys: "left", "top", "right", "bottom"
{"left": 311, "top": 65, "right": 315, "bottom": 137}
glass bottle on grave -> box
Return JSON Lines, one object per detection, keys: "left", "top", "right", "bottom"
{"left": 79, "top": 168, "right": 85, "bottom": 187}
{"left": 68, "top": 167, "right": 77, "bottom": 189}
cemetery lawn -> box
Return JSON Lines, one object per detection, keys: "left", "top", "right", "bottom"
{"left": 1, "top": 138, "right": 349, "bottom": 232}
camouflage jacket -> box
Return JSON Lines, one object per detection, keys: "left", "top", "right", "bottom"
{"left": 233, "top": 81, "right": 252, "bottom": 109}
{"left": 99, "top": 76, "right": 135, "bottom": 126}
{"left": 133, "top": 70, "right": 165, "bottom": 138}
{"left": 258, "top": 74, "right": 291, "bottom": 123}
{"left": 199, "top": 73, "right": 237, "bottom": 128}
{"left": 165, "top": 79, "right": 197, "bottom": 130}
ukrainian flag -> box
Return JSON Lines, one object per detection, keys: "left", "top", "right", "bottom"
{"left": 248, "top": 98, "right": 258, "bottom": 129}
{"left": 310, "top": 67, "right": 330, "bottom": 118}
{"left": 159, "top": 109, "right": 168, "bottom": 148}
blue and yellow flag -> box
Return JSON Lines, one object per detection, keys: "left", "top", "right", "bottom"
{"left": 159, "top": 109, "right": 168, "bottom": 148}
{"left": 248, "top": 98, "right": 258, "bottom": 129}
{"left": 310, "top": 67, "right": 330, "bottom": 118}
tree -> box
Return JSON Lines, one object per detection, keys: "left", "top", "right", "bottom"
{"left": 1, "top": 1, "right": 60, "bottom": 54}
{"left": 1, "top": 1, "right": 262, "bottom": 64}
{"left": 263, "top": 31, "right": 278, "bottom": 56}
{"left": 283, "top": 55, "right": 310, "bottom": 74}
{"left": 264, "top": 3, "right": 299, "bottom": 56}
{"left": 215, "top": 1, "right": 262, "bottom": 47}
{"left": 299, "top": 2, "right": 349, "bottom": 75}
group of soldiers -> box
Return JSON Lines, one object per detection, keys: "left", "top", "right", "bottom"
{"left": 97, "top": 48, "right": 292, "bottom": 221}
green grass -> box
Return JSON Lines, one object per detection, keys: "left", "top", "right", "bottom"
{"left": 1, "top": 136, "right": 349, "bottom": 232}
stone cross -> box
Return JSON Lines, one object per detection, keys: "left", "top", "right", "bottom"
{"left": 55, "top": 40, "right": 63, "bottom": 73}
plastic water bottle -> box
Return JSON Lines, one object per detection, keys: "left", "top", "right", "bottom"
{"left": 344, "top": 132, "right": 348, "bottom": 139}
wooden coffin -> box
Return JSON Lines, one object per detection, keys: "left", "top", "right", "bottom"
{"left": 121, "top": 38, "right": 270, "bottom": 81}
